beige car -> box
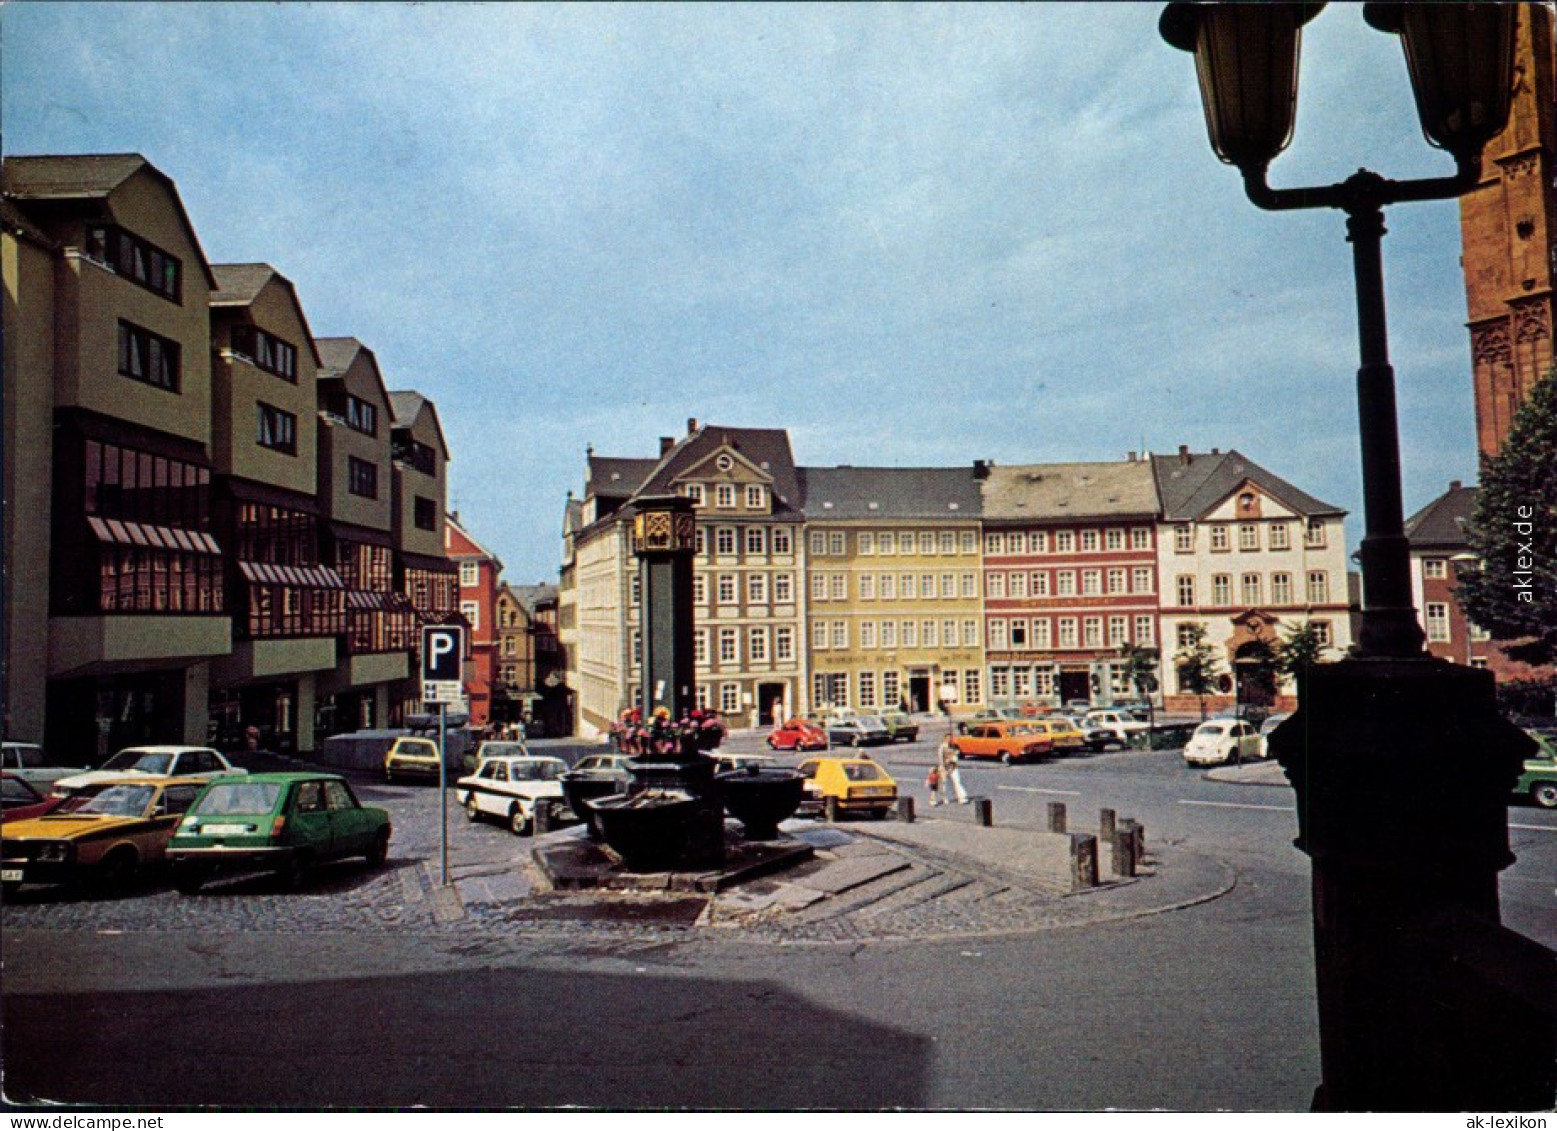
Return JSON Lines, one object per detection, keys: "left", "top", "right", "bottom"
{"left": 383, "top": 736, "right": 445, "bottom": 782}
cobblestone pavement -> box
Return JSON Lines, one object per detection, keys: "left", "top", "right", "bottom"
{"left": 0, "top": 762, "right": 1236, "bottom": 948}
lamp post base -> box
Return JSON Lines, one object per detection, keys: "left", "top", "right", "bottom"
{"left": 1271, "top": 657, "right": 1554, "bottom": 1111}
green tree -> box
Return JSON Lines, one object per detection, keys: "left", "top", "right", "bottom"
{"left": 1458, "top": 368, "right": 1557, "bottom": 665}
{"left": 1116, "top": 642, "right": 1161, "bottom": 729}
{"left": 1274, "top": 619, "right": 1333, "bottom": 684}
{"left": 1174, "top": 623, "right": 1224, "bottom": 721}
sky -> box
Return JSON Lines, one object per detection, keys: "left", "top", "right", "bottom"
{"left": 2, "top": 2, "right": 1489, "bottom": 583}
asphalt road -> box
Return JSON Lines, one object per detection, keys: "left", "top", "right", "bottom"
{"left": 3, "top": 719, "right": 1553, "bottom": 1110}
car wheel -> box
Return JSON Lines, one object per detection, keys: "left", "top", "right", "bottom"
{"left": 464, "top": 797, "right": 481, "bottom": 822}
{"left": 281, "top": 852, "right": 312, "bottom": 892}
{"left": 509, "top": 805, "right": 532, "bottom": 837}
{"left": 365, "top": 828, "right": 391, "bottom": 868}
{"left": 766, "top": 737, "right": 778, "bottom": 750}
{"left": 1533, "top": 782, "right": 1557, "bottom": 809}
{"left": 999, "top": 751, "right": 1013, "bottom": 766}
{"left": 96, "top": 847, "right": 138, "bottom": 890}
{"left": 173, "top": 865, "right": 209, "bottom": 895}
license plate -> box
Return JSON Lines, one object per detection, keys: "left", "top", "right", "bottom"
{"left": 201, "top": 824, "right": 250, "bottom": 836}
{"left": 1, "top": 868, "right": 23, "bottom": 883}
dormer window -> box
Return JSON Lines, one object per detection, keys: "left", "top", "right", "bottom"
{"left": 745, "top": 485, "right": 765, "bottom": 509}
{"left": 87, "top": 225, "right": 181, "bottom": 303}
{"left": 231, "top": 326, "right": 298, "bottom": 382}
{"left": 345, "top": 395, "right": 378, "bottom": 436}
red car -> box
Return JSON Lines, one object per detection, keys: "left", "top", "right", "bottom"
{"left": 766, "top": 719, "right": 829, "bottom": 752}
{"left": 2, "top": 773, "right": 60, "bottom": 822}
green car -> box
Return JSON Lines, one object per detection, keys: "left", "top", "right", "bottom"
{"left": 167, "top": 773, "right": 391, "bottom": 893}
{"left": 879, "top": 712, "right": 920, "bottom": 743}
{"left": 1515, "top": 729, "right": 1557, "bottom": 809}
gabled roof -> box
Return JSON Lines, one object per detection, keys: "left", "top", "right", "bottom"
{"left": 586, "top": 457, "right": 658, "bottom": 500}
{"left": 797, "top": 466, "right": 983, "bottom": 520}
{"left": 633, "top": 424, "right": 802, "bottom": 514}
{"left": 445, "top": 513, "right": 503, "bottom": 569}
{"left": 389, "top": 390, "right": 451, "bottom": 461}
{"left": 1152, "top": 449, "right": 1344, "bottom": 521}
{"left": 314, "top": 336, "right": 392, "bottom": 410}
{"left": 210, "top": 263, "right": 324, "bottom": 368}
{"left": 512, "top": 583, "right": 558, "bottom": 614}
{"left": 2, "top": 153, "right": 219, "bottom": 289}
{"left": 1405, "top": 482, "right": 1477, "bottom": 549}
{"left": 982, "top": 461, "right": 1157, "bottom": 520}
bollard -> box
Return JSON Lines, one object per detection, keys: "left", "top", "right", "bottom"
{"left": 973, "top": 796, "right": 993, "bottom": 827}
{"left": 1111, "top": 825, "right": 1137, "bottom": 878}
{"left": 1133, "top": 822, "right": 1146, "bottom": 862}
{"left": 533, "top": 800, "right": 552, "bottom": 836}
{"left": 1120, "top": 818, "right": 1143, "bottom": 865}
{"left": 824, "top": 796, "right": 840, "bottom": 824}
{"left": 897, "top": 796, "right": 916, "bottom": 823}
{"left": 1047, "top": 801, "right": 1067, "bottom": 833}
{"left": 1100, "top": 807, "right": 1117, "bottom": 842}
{"left": 1070, "top": 833, "right": 1099, "bottom": 890}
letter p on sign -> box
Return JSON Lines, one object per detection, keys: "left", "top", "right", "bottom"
{"left": 422, "top": 625, "right": 464, "bottom": 682}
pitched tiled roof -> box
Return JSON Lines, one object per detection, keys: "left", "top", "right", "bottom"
{"left": 209, "top": 263, "right": 277, "bottom": 306}
{"left": 586, "top": 457, "right": 658, "bottom": 500}
{"left": 634, "top": 425, "right": 803, "bottom": 514}
{"left": 3, "top": 153, "right": 219, "bottom": 288}
{"left": 388, "top": 390, "right": 450, "bottom": 460}
{"left": 512, "top": 583, "right": 558, "bottom": 614}
{"left": 1405, "top": 483, "right": 1477, "bottom": 548}
{"left": 982, "top": 461, "right": 1157, "bottom": 520}
{"left": 314, "top": 337, "right": 364, "bottom": 378}
{"left": 797, "top": 466, "right": 982, "bottom": 520}
{"left": 1152, "top": 450, "right": 1343, "bottom": 521}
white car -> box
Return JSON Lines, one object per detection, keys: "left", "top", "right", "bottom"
{"left": 1081, "top": 710, "right": 1151, "bottom": 745}
{"left": 2, "top": 742, "right": 89, "bottom": 790}
{"left": 51, "top": 746, "right": 247, "bottom": 797}
{"left": 1257, "top": 713, "right": 1292, "bottom": 760}
{"left": 454, "top": 754, "right": 569, "bottom": 835}
{"left": 1182, "top": 720, "right": 1262, "bottom": 767}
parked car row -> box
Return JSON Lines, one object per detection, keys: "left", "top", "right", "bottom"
{"left": 2, "top": 769, "right": 391, "bottom": 897}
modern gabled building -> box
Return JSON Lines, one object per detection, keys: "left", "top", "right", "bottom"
{"left": 4, "top": 154, "right": 230, "bottom": 758}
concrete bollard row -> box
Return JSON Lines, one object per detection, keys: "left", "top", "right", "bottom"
{"left": 1070, "top": 832, "right": 1099, "bottom": 890}
{"left": 897, "top": 796, "right": 915, "bottom": 823}
{"left": 1047, "top": 801, "right": 1067, "bottom": 833}
{"left": 824, "top": 796, "right": 840, "bottom": 824}
{"left": 973, "top": 796, "right": 993, "bottom": 827}
{"left": 533, "top": 800, "right": 553, "bottom": 836}
{"left": 1100, "top": 807, "right": 1117, "bottom": 843}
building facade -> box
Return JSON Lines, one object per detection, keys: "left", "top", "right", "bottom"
{"left": 446, "top": 513, "right": 502, "bottom": 727}
{"left": 1153, "top": 448, "right": 1354, "bottom": 714}
{"left": 800, "top": 466, "right": 985, "bottom": 717}
{"left": 1461, "top": 3, "right": 1556, "bottom": 460}
{"left": 1, "top": 152, "right": 453, "bottom": 757}
{"left": 981, "top": 460, "right": 1161, "bottom": 710}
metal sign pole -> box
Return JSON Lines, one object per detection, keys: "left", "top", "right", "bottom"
{"left": 439, "top": 700, "right": 449, "bottom": 886}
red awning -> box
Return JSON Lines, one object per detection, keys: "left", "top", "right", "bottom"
{"left": 88, "top": 516, "right": 221, "bottom": 555}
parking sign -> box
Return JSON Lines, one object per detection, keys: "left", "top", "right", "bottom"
{"left": 422, "top": 625, "right": 464, "bottom": 703}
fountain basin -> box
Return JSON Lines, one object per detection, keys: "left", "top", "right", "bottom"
{"left": 591, "top": 789, "right": 720, "bottom": 871}
{"left": 717, "top": 766, "right": 805, "bottom": 841}
{"left": 560, "top": 772, "right": 628, "bottom": 838}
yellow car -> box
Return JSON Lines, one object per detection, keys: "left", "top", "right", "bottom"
{"left": 795, "top": 757, "right": 898, "bottom": 819}
{"left": 1026, "top": 719, "right": 1087, "bottom": 755}
{"left": 1, "top": 776, "right": 205, "bottom": 893}
{"left": 383, "top": 736, "right": 445, "bottom": 782}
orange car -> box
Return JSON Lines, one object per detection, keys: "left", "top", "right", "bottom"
{"left": 949, "top": 722, "right": 1051, "bottom": 765}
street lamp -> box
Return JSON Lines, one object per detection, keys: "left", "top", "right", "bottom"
{"left": 1161, "top": 2, "right": 1550, "bottom": 1113}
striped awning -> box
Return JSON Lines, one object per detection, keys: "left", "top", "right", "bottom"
{"left": 88, "top": 516, "right": 221, "bottom": 555}
{"left": 346, "top": 590, "right": 415, "bottom": 611}
{"left": 238, "top": 561, "right": 347, "bottom": 589}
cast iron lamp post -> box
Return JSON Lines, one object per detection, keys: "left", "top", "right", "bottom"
{"left": 1162, "top": 2, "right": 1552, "bottom": 1112}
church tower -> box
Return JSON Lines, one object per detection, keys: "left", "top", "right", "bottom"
{"left": 1461, "top": 3, "right": 1557, "bottom": 461}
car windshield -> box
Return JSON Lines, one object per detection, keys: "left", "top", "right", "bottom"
{"left": 842, "top": 763, "right": 886, "bottom": 782}
{"left": 856, "top": 717, "right": 886, "bottom": 728}
{"left": 480, "top": 742, "right": 528, "bottom": 758}
{"left": 1194, "top": 724, "right": 1228, "bottom": 737}
{"left": 511, "top": 760, "right": 564, "bottom": 781}
{"left": 76, "top": 784, "right": 156, "bottom": 817}
{"left": 192, "top": 782, "right": 283, "bottom": 816}
{"left": 100, "top": 750, "right": 174, "bottom": 774}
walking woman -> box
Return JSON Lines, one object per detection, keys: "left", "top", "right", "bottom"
{"left": 938, "top": 735, "right": 970, "bottom": 805}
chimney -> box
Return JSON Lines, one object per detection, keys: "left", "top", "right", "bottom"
{"left": 687, "top": 417, "right": 699, "bottom": 435}
{"left": 659, "top": 436, "right": 674, "bottom": 456}
{"left": 1450, "top": 479, "right": 1462, "bottom": 491}
{"left": 1178, "top": 444, "right": 1191, "bottom": 466}
{"left": 1211, "top": 446, "right": 1220, "bottom": 455}
{"left": 972, "top": 459, "right": 990, "bottom": 480}
{"left": 1126, "top": 451, "right": 1137, "bottom": 462}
